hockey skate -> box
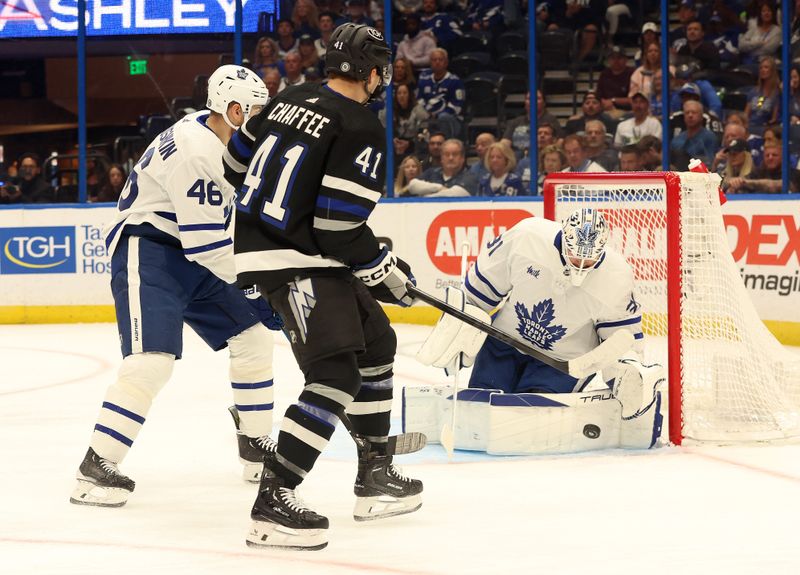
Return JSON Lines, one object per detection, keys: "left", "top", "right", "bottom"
{"left": 228, "top": 406, "right": 277, "bottom": 482}
{"left": 353, "top": 437, "right": 423, "bottom": 522}
{"left": 247, "top": 471, "right": 329, "bottom": 551}
{"left": 70, "top": 447, "right": 135, "bottom": 507}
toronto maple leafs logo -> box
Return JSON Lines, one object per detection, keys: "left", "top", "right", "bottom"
{"left": 236, "top": 67, "right": 248, "bottom": 80}
{"left": 514, "top": 299, "right": 567, "bottom": 351}
{"left": 576, "top": 222, "right": 599, "bottom": 250}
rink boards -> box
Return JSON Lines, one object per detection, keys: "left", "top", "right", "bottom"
{"left": 0, "top": 198, "right": 798, "bottom": 344}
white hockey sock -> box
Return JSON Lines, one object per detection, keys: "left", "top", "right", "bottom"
{"left": 228, "top": 325, "right": 275, "bottom": 437}
{"left": 90, "top": 352, "right": 174, "bottom": 463}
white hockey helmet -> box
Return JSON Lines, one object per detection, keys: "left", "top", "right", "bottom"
{"left": 561, "top": 207, "right": 609, "bottom": 287}
{"left": 206, "top": 65, "right": 269, "bottom": 129}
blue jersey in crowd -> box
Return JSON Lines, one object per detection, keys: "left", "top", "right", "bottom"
{"left": 417, "top": 70, "right": 466, "bottom": 119}
{"left": 477, "top": 172, "right": 526, "bottom": 197}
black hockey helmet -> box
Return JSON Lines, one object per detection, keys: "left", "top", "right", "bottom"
{"left": 324, "top": 23, "right": 392, "bottom": 88}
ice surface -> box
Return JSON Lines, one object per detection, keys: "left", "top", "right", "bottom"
{"left": 2, "top": 323, "right": 800, "bottom": 575}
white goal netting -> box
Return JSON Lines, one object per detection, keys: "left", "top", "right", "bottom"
{"left": 545, "top": 171, "right": 800, "bottom": 443}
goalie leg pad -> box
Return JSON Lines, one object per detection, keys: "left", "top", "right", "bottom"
{"left": 619, "top": 391, "right": 663, "bottom": 449}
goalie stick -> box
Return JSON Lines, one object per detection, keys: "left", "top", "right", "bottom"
{"left": 407, "top": 283, "right": 634, "bottom": 379}
{"left": 229, "top": 406, "right": 426, "bottom": 457}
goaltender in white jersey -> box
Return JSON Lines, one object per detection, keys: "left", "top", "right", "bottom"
{"left": 415, "top": 209, "right": 664, "bottom": 453}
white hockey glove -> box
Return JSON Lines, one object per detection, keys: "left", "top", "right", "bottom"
{"left": 605, "top": 358, "right": 665, "bottom": 419}
{"left": 352, "top": 247, "right": 415, "bottom": 307}
{"left": 416, "top": 287, "right": 491, "bottom": 372}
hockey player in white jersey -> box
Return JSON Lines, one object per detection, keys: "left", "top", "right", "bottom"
{"left": 418, "top": 208, "right": 663, "bottom": 450}
{"left": 70, "top": 65, "right": 279, "bottom": 508}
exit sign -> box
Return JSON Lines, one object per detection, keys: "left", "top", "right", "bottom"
{"left": 128, "top": 58, "right": 147, "bottom": 76}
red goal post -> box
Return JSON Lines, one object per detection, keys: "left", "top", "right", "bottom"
{"left": 543, "top": 171, "right": 800, "bottom": 445}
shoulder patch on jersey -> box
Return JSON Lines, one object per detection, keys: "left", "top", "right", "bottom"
{"left": 514, "top": 299, "right": 567, "bottom": 351}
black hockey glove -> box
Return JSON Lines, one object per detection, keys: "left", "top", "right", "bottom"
{"left": 242, "top": 285, "right": 284, "bottom": 331}
{"left": 352, "top": 247, "right": 416, "bottom": 307}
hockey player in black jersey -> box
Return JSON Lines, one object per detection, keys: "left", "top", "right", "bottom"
{"left": 223, "top": 23, "right": 422, "bottom": 550}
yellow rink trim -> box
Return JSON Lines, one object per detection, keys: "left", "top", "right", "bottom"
{"left": 1, "top": 305, "right": 798, "bottom": 347}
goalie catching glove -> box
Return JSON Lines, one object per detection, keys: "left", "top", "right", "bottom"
{"left": 352, "top": 247, "right": 415, "bottom": 307}
{"left": 416, "top": 287, "right": 491, "bottom": 372}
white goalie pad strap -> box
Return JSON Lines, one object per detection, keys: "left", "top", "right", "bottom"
{"left": 606, "top": 359, "right": 665, "bottom": 419}
{"left": 416, "top": 287, "right": 491, "bottom": 369}
{"left": 568, "top": 329, "right": 635, "bottom": 378}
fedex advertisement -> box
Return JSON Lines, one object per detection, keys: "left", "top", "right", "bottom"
{"left": 0, "top": 0, "right": 275, "bottom": 38}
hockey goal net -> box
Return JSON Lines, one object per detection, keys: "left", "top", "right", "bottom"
{"left": 543, "top": 170, "right": 800, "bottom": 444}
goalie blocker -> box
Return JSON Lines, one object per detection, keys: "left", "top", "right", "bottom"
{"left": 403, "top": 360, "right": 665, "bottom": 454}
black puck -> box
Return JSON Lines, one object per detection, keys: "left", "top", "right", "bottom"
{"left": 583, "top": 424, "right": 601, "bottom": 439}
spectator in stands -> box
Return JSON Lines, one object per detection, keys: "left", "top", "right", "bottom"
{"left": 12, "top": 153, "right": 53, "bottom": 204}
{"left": 649, "top": 69, "right": 666, "bottom": 117}
{"left": 565, "top": 90, "right": 618, "bottom": 136}
{"left": 618, "top": 144, "right": 644, "bottom": 171}
{"left": 262, "top": 68, "right": 281, "bottom": 98}
{"left": 298, "top": 35, "right": 322, "bottom": 78}
{"left": 744, "top": 56, "right": 781, "bottom": 136}
{"left": 719, "top": 139, "right": 756, "bottom": 191}
{"left": 315, "top": 12, "right": 336, "bottom": 58}
{"left": 705, "top": 2, "right": 745, "bottom": 66}
{"left": 420, "top": 0, "right": 462, "bottom": 48}
{"left": 469, "top": 132, "right": 496, "bottom": 179}
{"left": 584, "top": 120, "right": 618, "bottom": 171}
{"left": 669, "top": 62, "right": 722, "bottom": 118}
{"left": 596, "top": 46, "right": 633, "bottom": 117}
{"left": 393, "top": 57, "right": 417, "bottom": 91}
{"left": 419, "top": 131, "right": 446, "bottom": 171}
{"left": 406, "top": 138, "right": 479, "bottom": 196}
{"left": 725, "top": 142, "right": 786, "bottom": 193}
{"left": 553, "top": 0, "right": 605, "bottom": 60}
{"left": 396, "top": 13, "right": 437, "bottom": 70}
{"left": 670, "top": 100, "right": 719, "bottom": 168}
{"left": 336, "top": 0, "right": 376, "bottom": 27}
{"left": 712, "top": 121, "right": 749, "bottom": 174}
{"left": 379, "top": 83, "right": 430, "bottom": 164}
{"left": 417, "top": 48, "right": 465, "bottom": 140}
{"left": 394, "top": 155, "right": 423, "bottom": 196}
{"left": 630, "top": 41, "right": 672, "bottom": 100}
{"left": 292, "top": 0, "right": 321, "bottom": 38}
{"left": 534, "top": 144, "right": 568, "bottom": 193}
{"left": 669, "top": 83, "right": 723, "bottom": 140}
{"left": 790, "top": 65, "right": 800, "bottom": 124}
{"left": 478, "top": 142, "right": 525, "bottom": 196}
{"left": 614, "top": 92, "right": 663, "bottom": 147}
{"left": 537, "top": 122, "right": 557, "bottom": 151}
{"left": 635, "top": 21, "right": 660, "bottom": 63}
{"left": 670, "top": 0, "right": 699, "bottom": 48}
{"left": 535, "top": 1, "right": 557, "bottom": 34}
{"left": 562, "top": 134, "right": 607, "bottom": 172}
{"left": 738, "top": 1, "right": 781, "bottom": 66}
{"left": 605, "top": 1, "right": 632, "bottom": 46}
{"left": 91, "top": 163, "right": 127, "bottom": 203}
{"left": 637, "top": 135, "right": 663, "bottom": 170}
{"left": 275, "top": 19, "right": 298, "bottom": 57}
{"left": 502, "top": 91, "right": 563, "bottom": 159}
{"left": 252, "top": 37, "right": 282, "bottom": 77}
{"left": 465, "top": 0, "right": 504, "bottom": 34}
{"left": 279, "top": 51, "right": 306, "bottom": 92}
{"left": 676, "top": 20, "right": 721, "bottom": 71}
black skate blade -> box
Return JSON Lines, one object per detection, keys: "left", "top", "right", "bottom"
{"left": 387, "top": 432, "right": 427, "bottom": 456}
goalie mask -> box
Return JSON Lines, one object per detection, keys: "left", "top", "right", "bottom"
{"left": 325, "top": 23, "right": 392, "bottom": 103}
{"left": 561, "top": 208, "right": 609, "bottom": 287}
{"left": 206, "top": 65, "right": 269, "bottom": 129}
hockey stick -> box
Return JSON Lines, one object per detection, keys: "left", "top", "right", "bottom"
{"left": 339, "top": 410, "right": 427, "bottom": 456}
{"left": 407, "top": 284, "right": 634, "bottom": 379}
{"left": 440, "top": 241, "right": 470, "bottom": 459}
